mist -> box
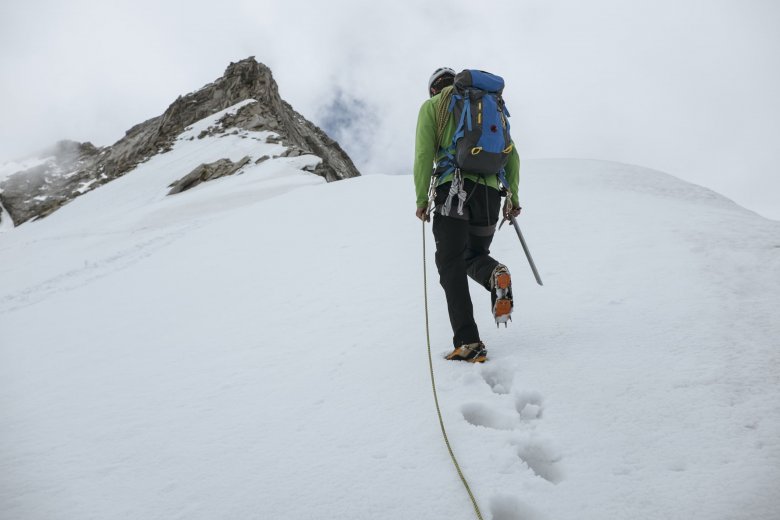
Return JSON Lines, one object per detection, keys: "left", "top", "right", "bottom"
{"left": 1, "top": 0, "right": 778, "bottom": 218}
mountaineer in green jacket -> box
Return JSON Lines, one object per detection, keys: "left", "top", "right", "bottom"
{"left": 414, "top": 67, "right": 521, "bottom": 363}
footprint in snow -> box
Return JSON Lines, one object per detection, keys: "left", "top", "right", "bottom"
{"left": 490, "top": 494, "right": 548, "bottom": 520}
{"left": 515, "top": 391, "right": 544, "bottom": 420}
{"left": 461, "top": 402, "right": 517, "bottom": 431}
{"left": 481, "top": 365, "right": 514, "bottom": 395}
{"left": 516, "top": 440, "right": 564, "bottom": 484}
{"left": 460, "top": 387, "right": 544, "bottom": 431}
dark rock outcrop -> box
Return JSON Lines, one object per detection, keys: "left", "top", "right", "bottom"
{"left": 0, "top": 141, "right": 105, "bottom": 224}
{"left": 168, "top": 156, "right": 251, "bottom": 195}
{"left": 0, "top": 57, "right": 360, "bottom": 225}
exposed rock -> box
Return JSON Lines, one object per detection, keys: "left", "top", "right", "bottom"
{"left": 0, "top": 57, "right": 361, "bottom": 225}
{"left": 0, "top": 140, "right": 104, "bottom": 223}
{"left": 168, "top": 156, "right": 251, "bottom": 195}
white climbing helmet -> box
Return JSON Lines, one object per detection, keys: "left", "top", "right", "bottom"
{"left": 428, "top": 67, "right": 456, "bottom": 97}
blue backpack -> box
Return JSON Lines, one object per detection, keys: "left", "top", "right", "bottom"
{"left": 438, "top": 70, "right": 513, "bottom": 184}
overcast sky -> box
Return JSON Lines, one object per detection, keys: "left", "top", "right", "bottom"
{"left": 1, "top": 0, "right": 778, "bottom": 219}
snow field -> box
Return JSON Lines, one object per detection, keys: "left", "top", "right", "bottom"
{"left": 1, "top": 109, "right": 779, "bottom": 519}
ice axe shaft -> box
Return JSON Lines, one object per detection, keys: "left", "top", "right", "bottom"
{"left": 509, "top": 215, "right": 543, "bottom": 286}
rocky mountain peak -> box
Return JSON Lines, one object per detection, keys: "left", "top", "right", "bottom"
{"left": 0, "top": 57, "right": 360, "bottom": 226}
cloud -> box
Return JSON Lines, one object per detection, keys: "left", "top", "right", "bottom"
{"left": 1, "top": 0, "right": 778, "bottom": 217}
{"left": 316, "top": 88, "right": 378, "bottom": 170}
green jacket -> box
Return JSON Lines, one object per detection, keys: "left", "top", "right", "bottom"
{"left": 413, "top": 89, "right": 520, "bottom": 209}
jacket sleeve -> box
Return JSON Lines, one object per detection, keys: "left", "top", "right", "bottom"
{"left": 504, "top": 145, "right": 520, "bottom": 208}
{"left": 413, "top": 99, "right": 437, "bottom": 208}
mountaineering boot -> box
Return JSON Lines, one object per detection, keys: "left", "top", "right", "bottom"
{"left": 491, "top": 264, "right": 513, "bottom": 327}
{"left": 446, "top": 342, "right": 488, "bottom": 363}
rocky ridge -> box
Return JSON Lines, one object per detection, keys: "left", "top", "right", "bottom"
{"left": 0, "top": 57, "right": 360, "bottom": 226}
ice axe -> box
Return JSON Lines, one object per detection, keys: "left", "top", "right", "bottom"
{"left": 500, "top": 215, "right": 543, "bottom": 286}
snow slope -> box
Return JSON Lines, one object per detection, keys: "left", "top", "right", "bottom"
{"left": 0, "top": 202, "right": 12, "bottom": 232}
{"left": 1, "top": 115, "right": 779, "bottom": 518}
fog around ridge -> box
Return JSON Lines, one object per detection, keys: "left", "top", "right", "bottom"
{"left": 1, "top": 0, "right": 778, "bottom": 218}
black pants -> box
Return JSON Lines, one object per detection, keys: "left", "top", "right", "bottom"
{"left": 432, "top": 179, "right": 502, "bottom": 347}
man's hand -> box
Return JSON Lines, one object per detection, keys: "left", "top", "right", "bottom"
{"left": 416, "top": 206, "right": 430, "bottom": 222}
{"left": 504, "top": 205, "right": 522, "bottom": 219}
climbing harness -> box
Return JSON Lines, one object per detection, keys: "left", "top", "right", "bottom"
{"left": 421, "top": 218, "right": 485, "bottom": 520}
